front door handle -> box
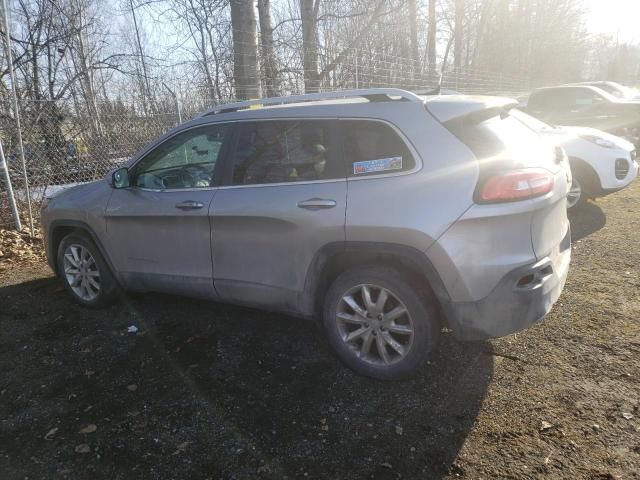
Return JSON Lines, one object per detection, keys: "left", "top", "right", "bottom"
{"left": 175, "top": 200, "right": 204, "bottom": 210}
{"left": 297, "top": 198, "right": 337, "bottom": 210}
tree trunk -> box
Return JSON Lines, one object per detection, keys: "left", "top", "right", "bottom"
{"left": 257, "top": 0, "right": 279, "bottom": 97}
{"left": 408, "top": 0, "right": 420, "bottom": 83}
{"left": 300, "top": 0, "right": 319, "bottom": 93}
{"left": 427, "top": 0, "right": 436, "bottom": 73}
{"left": 129, "top": 0, "right": 154, "bottom": 114}
{"left": 230, "top": 0, "right": 260, "bottom": 100}
{"left": 454, "top": 0, "right": 465, "bottom": 70}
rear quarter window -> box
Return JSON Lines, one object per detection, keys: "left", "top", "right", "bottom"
{"left": 449, "top": 112, "right": 554, "bottom": 170}
{"left": 342, "top": 120, "right": 416, "bottom": 177}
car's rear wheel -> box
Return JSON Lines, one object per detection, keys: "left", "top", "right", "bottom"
{"left": 322, "top": 265, "right": 438, "bottom": 379}
{"left": 57, "top": 232, "right": 118, "bottom": 308}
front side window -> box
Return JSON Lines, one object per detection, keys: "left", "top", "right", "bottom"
{"left": 230, "top": 120, "right": 340, "bottom": 185}
{"left": 134, "top": 124, "right": 228, "bottom": 189}
{"left": 342, "top": 120, "right": 415, "bottom": 177}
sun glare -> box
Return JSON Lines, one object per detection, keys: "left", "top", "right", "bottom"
{"left": 585, "top": 0, "right": 640, "bottom": 43}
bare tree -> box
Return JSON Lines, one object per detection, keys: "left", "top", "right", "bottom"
{"left": 408, "top": 0, "right": 419, "bottom": 77}
{"left": 257, "top": 0, "right": 279, "bottom": 97}
{"left": 454, "top": 0, "right": 464, "bottom": 69}
{"left": 300, "top": 0, "right": 319, "bottom": 93}
{"left": 230, "top": 0, "right": 259, "bottom": 99}
{"left": 128, "top": 0, "right": 155, "bottom": 113}
{"left": 427, "top": 0, "right": 436, "bottom": 71}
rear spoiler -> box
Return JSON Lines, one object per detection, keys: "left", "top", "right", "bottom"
{"left": 425, "top": 96, "right": 519, "bottom": 125}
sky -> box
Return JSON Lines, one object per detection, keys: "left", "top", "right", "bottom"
{"left": 584, "top": 0, "right": 640, "bottom": 44}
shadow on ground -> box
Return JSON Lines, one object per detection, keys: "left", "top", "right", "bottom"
{"left": 568, "top": 200, "right": 606, "bottom": 241}
{"left": 0, "top": 275, "right": 493, "bottom": 479}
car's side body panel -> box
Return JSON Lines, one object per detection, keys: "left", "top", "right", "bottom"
{"left": 211, "top": 180, "right": 348, "bottom": 314}
{"left": 104, "top": 188, "right": 218, "bottom": 299}
{"left": 41, "top": 181, "right": 113, "bottom": 270}
{"left": 343, "top": 106, "right": 478, "bottom": 254}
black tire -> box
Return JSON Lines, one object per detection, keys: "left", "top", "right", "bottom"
{"left": 56, "top": 232, "right": 119, "bottom": 308}
{"left": 322, "top": 265, "right": 439, "bottom": 380}
{"left": 568, "top": 161, "right": 599, "bottom": 210}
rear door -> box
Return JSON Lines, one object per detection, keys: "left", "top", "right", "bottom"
{"left": 105, "top": 123, "right": 231, "bottom": 298}
{"left": 211, "top": 119, "right": 346, "bottom": 313}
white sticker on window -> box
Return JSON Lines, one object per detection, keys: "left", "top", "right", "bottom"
{"left": 353, "top": 157, "right": 403, "bottom": 175}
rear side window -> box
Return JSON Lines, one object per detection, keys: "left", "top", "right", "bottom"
{"left": 342, "top": 120, "right": 415, "bottom": 177}
{"left": 230, "top": 120, "right": 341, "bottom": 185}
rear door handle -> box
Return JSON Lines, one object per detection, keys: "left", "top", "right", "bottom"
{"left": 297, "top": 198, "right": 337, "bottom": 210}
{"left": 175, "top": 200, "right": 204, "bottom": 210}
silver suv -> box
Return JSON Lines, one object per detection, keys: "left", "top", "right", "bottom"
{"left": 41, "top": 89, "right": 572, "bottom": 379}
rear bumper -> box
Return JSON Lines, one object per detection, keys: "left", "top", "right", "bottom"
{"left": 447, "top": 229, "right": 571, "bottom": 340}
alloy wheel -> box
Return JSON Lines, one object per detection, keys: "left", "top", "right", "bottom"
{"left": 63, "top": 244, "right": 101, "bottom": 301}
{"left": 335, "top": 284, "right": 414, "bottom": 366}
{"left": 567, "top": 178, "right": 582, "bottom": 209}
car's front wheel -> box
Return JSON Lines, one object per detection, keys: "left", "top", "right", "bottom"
{"left": 322, "top": 265, "right": 439, "bottom": 379}
{"left": 566, "top": 177, "right": 586, "bottom": 210}
{"left": 56, "top": 232, "right": 118, "bottom": 308}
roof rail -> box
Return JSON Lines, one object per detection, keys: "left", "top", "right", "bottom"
{"left": 197, "top": 88, "right": 424, "bottom": 117}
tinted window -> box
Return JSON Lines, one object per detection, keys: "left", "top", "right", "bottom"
{"left": 528, "top": 89, "right": 570, "bottom": 110}
{"left": 342, "top": 121, "right": 415, "bottom": 176}
{"left": 231, "top": 120, "right": 340, "bottom": 185}
{"left": 134, "top": 125, "right": 228, "bottom": 189}
{"left": 572, "top": 88, "right": 604, "bottom": 106}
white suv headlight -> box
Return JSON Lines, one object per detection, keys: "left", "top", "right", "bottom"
{"left": 578, "top": 134, "right": 616, "bottom": 149}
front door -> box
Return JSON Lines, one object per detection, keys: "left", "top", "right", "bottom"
{"left": 105, "top": 123, "right": 231, "bottom": 299}
{"left": 211, "top": 119, "right": 346, "bottom": 313}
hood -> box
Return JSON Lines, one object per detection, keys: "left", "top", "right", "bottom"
{"left": 46, "top": 180, "right": 103, "bottom": 202}
{"left": 44, "top": 182, "right": 90, "bottom": 200}
{"left": 556, "top": 126, "right": 635, "bottom": 151}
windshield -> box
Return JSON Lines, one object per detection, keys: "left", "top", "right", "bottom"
{"left": 588, "top": 82, "right": 624, "bottom": 97}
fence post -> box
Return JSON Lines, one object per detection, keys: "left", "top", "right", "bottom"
{"left": 1, "top": 0, "right": 34, "bottom": 236}
{"left": 354, "top": 50, "right": 359, "bottom": 89}
{"left": 0, "top": 138, "right": 21, "bottom": 231}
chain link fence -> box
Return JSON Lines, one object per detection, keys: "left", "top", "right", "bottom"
{"left": 0, "top": 64, "right": 532, "bottom": 230}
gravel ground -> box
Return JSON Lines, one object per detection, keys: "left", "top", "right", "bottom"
{"left": 0, "top": 182, "right": 638, "bottom": 479}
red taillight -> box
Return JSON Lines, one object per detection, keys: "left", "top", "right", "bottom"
{"left": 478, "top": 169, "right": 554, "bottom": 203}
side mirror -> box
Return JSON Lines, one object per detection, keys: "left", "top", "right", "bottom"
{"left": 112, "top": 167, "right": 130, "bottom": 189}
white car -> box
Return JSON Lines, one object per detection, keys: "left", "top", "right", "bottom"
{"left": 567, "top": 81, "right": 640, "bottom": 100}
{"left": 512, "top": 110, "right": 638, "bottom": 209}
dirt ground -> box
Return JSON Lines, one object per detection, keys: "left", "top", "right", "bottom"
{"left": 1, "top": 183, "right": 639, "bottom": 480}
